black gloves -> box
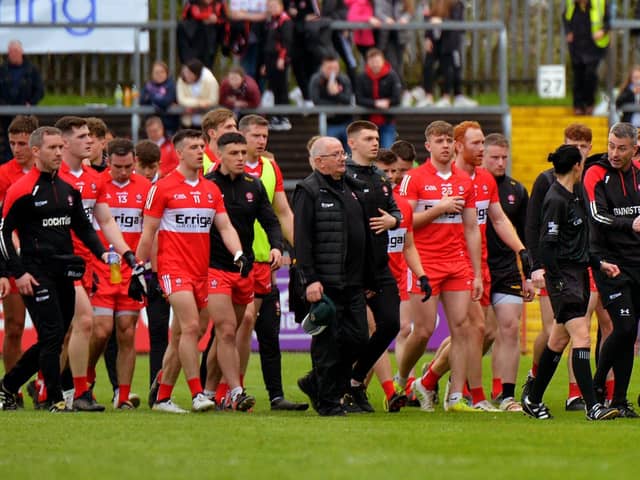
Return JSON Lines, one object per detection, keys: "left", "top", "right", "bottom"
{"left": 519, "top": 249, "right": 533, "bottom": 279}
{"left": 418, "top": 275, "right": 432, "bottom": 302}
{"left": 234, "top": 251, "right": 253, "bottom": 278}
{"left": 122, "top": 250, "right": 138, "bottom": 269}
{"left": 128, "top": 262, "right": 152, "bottom": 301}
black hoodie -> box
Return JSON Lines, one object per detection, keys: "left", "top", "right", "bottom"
{"left": 582, "top": 154, "right": 640, "bottom": 266}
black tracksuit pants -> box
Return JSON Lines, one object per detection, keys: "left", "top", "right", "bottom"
{"left": 351, "top": 283, "right": 400, "bottom": 383}
{"left": 310, "top": 287, "right": 368, "bottom": 413}
{"left": 3, "top": 272, "right": 75, "bottom": 404}
{"left": 593, "top": 266, "right": 640, "bottom": 405}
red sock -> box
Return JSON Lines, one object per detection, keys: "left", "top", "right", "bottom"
{"left": 239, "top": 374, "right": 245, "bottom": 388}
{"left": 118, "top": 385, "right": 131, "bottom": 405}
{"left": 492, "top": 378, "right": 502, "bottom": 399}
{"left": 87, "top": 366, "right": 96, "bottom": 386}
{"left": 73, "top": 376, "right": 89, "bottom": 398}
{"left": 381, "top": 380, "right": 396, "bottom": 400}
{"left": 531, "top": 363, "right": 538, "bottom": 377}
{"left": 215, "top": 383, "right": 230, "bottom": 405}
{"left": 463, "top": 382, "right": 472, "bottom": 398}
{"left": 157, "top": 383, "right": 173, "bottom": 402}
{"left": 568, "top": 382, "right": 581, "bottom": 398}
{"left": 405, "top": 377, "right": 415, "bottom": 396}
{"left": 187, "top": 377, "right": 203, "bottom": 398}
{"left": 470, "top": 387, "right": 486, "bottom": 404}
{"left": 421, "top": 366, "right": 441, "bottom": 391}
{"left": 606, "top": 379, "right": 615, "bottom": 401}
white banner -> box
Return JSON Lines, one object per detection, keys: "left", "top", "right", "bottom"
{"left": 0, "top": 0, "right": 150, "bottom": 53}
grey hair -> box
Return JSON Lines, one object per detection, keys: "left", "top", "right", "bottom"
{"left": 609, "top": 122, "right": 637, "bottom": 142}
{"left": 29, "top": 126, "right": 62, "bottom": 148}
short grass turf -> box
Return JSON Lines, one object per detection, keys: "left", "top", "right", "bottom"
{"left": 1, "top": 353, "right": 639, "bottom": 480}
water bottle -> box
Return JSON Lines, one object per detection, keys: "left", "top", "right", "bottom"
{"left": 123, "top": 86, "right": 132, "bottom": 108}
{"left": 114, "top": 84, "right": 123, "bottom": 107}
{"left": 108, "top": 244, "right": 122, "bottom": 284}
{"left": 131, "top": 83, "right": 139, "bottom": 106}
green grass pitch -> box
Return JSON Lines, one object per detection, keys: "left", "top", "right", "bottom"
{"left": 1, "top": 352, "right": 639, "bottom": 479}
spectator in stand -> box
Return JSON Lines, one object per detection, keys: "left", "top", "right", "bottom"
{"left": 346, "top": 0, "right": 380, "bottom": 61}
{"left": 0, "top": 40, "right": 44, "bottom": 163}
{"left": 309, "top": 54, "right": 353, "bottom": 152}
{"left": 285, "top": 0, "right": 330, "bottom": 105}
{"left": 177, "top": 0, "right": 223, "bottom": 68}
{"left": 140, "top": 60, "right": 179, "bottom": 136}
{"left": 374, "top": 0, "right": 413, "bottom": 83}
{"left": 219, "top": 66, "right": 262, "bottom": 113}
{"left": 616, "top": 65, "right": 640, "bottom": 127}
{"left": 260, "top": 0, "right": 294, "bottom": 131}
{"left": 233, "top": 0, "right": 269, "bottom": 86}
{"left": 323, "top": 0, "right": 359, "bottom": 88}
{"left": 563, "top": 0, "right": 609, "bottom": 115}
{"left": 176, "top": 58, "right": 219, "bottom": 128}
{"left": 85, "top": 117, "right": 108, "bottom": 172}
{"left": 145, "top": 116, "right": 179, "bottom": 177}
{"left": 420, "top": 0, "right": 477, "bottom": 107}
{"left": 355, "top": 48, "right": 401, "bottom": 148}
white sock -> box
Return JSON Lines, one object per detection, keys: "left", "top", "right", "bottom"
{"left": 394, "top": 374, "right": 407, "bottom": 389}
{"left": 448, "top": 392, "right": 462, "bottom": 404}
{"left": 230, "top": 386, "right": 243, "bottom": 401}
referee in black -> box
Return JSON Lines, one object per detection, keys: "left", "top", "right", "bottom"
{"left": 522, "top": 145, "right": 618, "bottom": 421}
{"left": 0, "top": 126, "right": 110, "bottom": 412}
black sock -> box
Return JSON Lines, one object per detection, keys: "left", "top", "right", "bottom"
{"left": 571, "top": 347, "right": 596, "bottom": 409}
{"left": 611, "top": 338, "right": 635, "bottom": 406}
{"left": 529, "top": 346, "right": 562, "bottom": 404}
{"left": 60, "top": 367, "right": 73, "bottom": 391}
{"left": 502, "top": 382, "right": 515, "bottom": 399}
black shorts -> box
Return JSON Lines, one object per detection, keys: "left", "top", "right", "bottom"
{"left": 489, "top": 268, "right": 522, "bottom": 297}
{"left": 545, "top": 265, "right": 589, "bottom": 324}
{"left": 593, "top": 266, "right": 640, "bottom": 316}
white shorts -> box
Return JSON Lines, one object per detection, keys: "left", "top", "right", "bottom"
{"left": 491, "top": 292, "right": 523, "bottom": 305}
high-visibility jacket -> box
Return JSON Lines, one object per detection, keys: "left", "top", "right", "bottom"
{"left": 565, "top": 0, "right": 609, "bottom": 48}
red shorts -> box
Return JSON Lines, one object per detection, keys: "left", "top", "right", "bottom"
{"left": 91, "top": 264, "right": 144, "bottom": 313}
{"left": 409, "top": 260, "right": 472, "bottom": 297}
{"left": 158, "top": 272, "right": 209, "bottom": 310}
{"left": 73, "top": 261, "right": 95, "bottom": 292}
{"left": 588, "top": 267, "right": 597, "bottom": 292}
{"left": 208, "top": 268, "right": 254, "bottom": 305}
{"left": 9, "top": 277, "right": 18, "bottom": 295}
{"left": 252, "top": 262, "right": 272, "bottom": 297}
{"left": 480, "top": 267, "right": 492, "bottom": 307}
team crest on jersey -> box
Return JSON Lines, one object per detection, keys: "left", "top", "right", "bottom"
{"left": 458, "top": 185, "right": 465, "bottom": 194}
{"left": 246, "top": 192, "right": 254, "bottom": 202}
{"left": 90, "top": 183, "right": 97, "bottom": 192}
{"left": 175, "top": 277, "right": 183, "bottom": 286}
{"left": 136, "top": 193, "right": 143, "bottom": 202}
{"left": 67, "top": 195, "right": 74, "bottom": 206}
{"left": 210, "top": 279, "right": 218, "bottom": 288}
{"left": 507, "top": 194, "right": 515, "bottom": 204}
{"left": 482, "top": 184, "right": 488, "bottom": 193}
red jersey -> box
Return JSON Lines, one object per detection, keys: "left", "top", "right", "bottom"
{"left": 0, "top": 159, "right": 31, "bottom": 203}
{"left": 144, "top": 170, "right": 226, "bottom": 277}
{"left": 96, "top": 170, "right": 152, "bottom": 253}
{"left": 469, "top": 167, "right": 500, "bottom": 265}
{"left": 158, "top": 138, "right": 179, "bottom": 178}
{"left": 244, "top": 156, "right": 285, "bottom": 193}
{"left": 59, "top": 161, "right": 107, "bottom": 262}
{"left": 399, "top": 160, "right": 475, "bottom": 263}
{"left": 387, "top": 192, "right": 412, "bottom": 285}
